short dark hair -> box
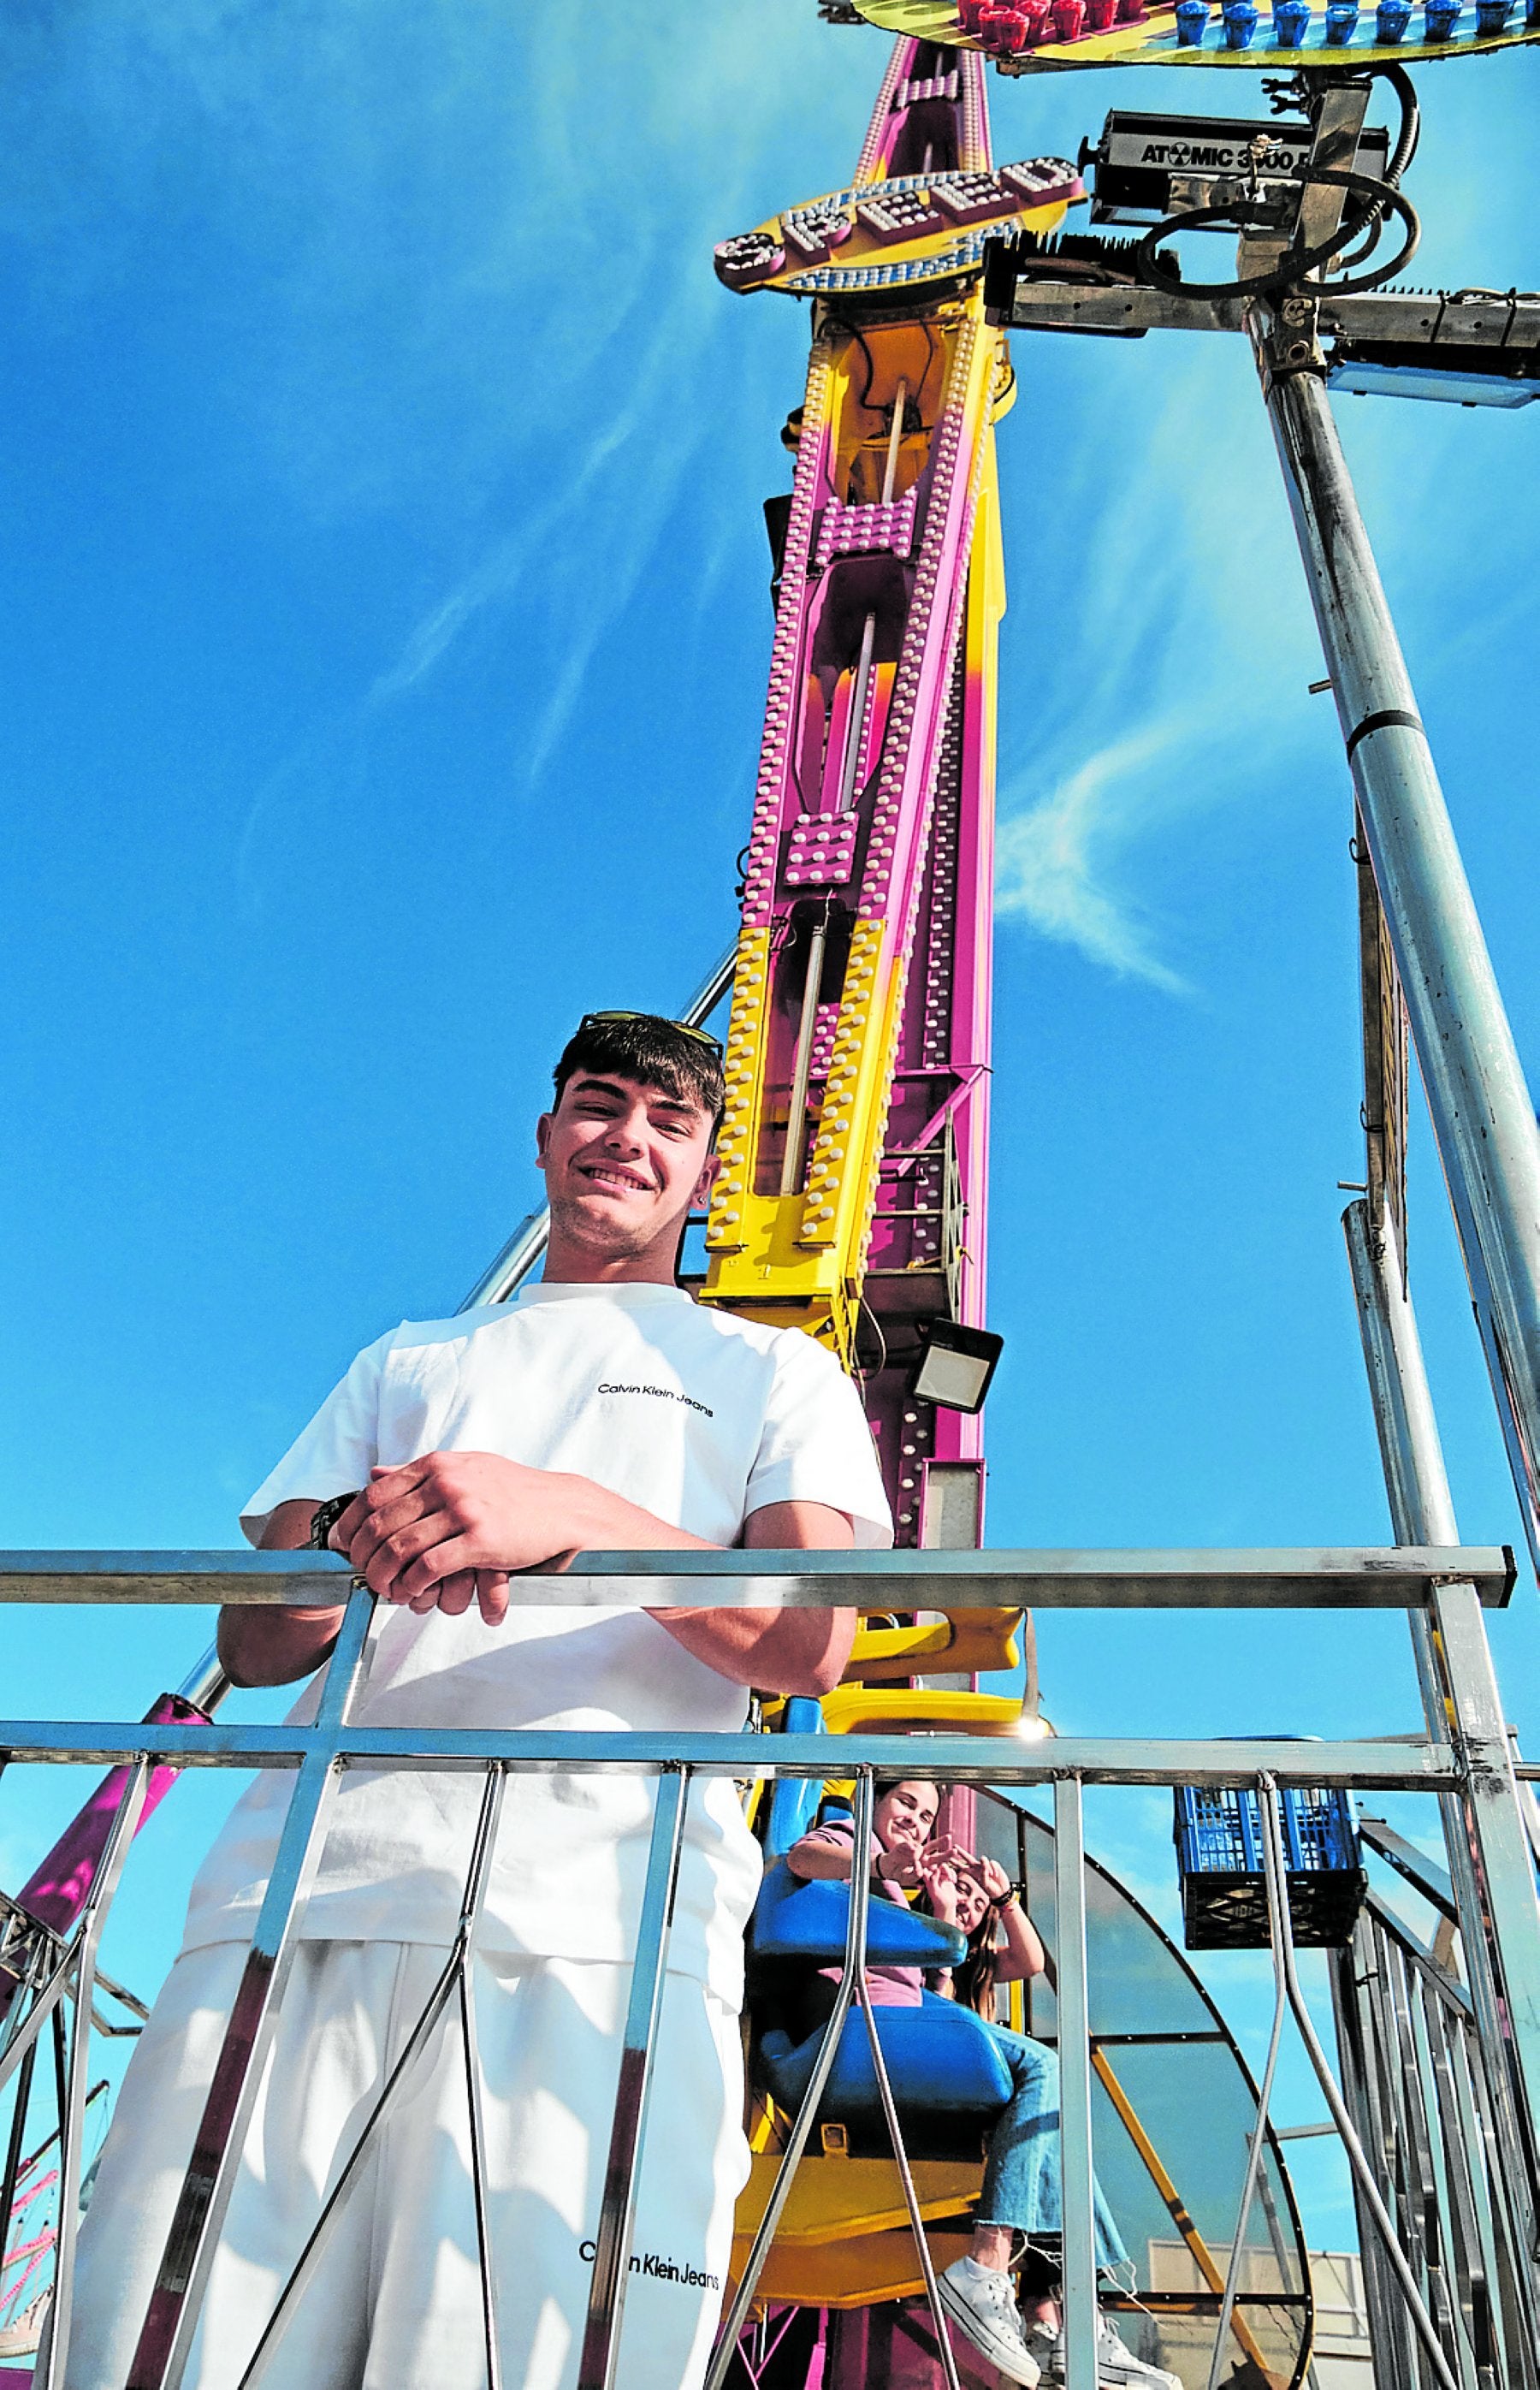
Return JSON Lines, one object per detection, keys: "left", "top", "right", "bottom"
{"left": 553, "top": 1012, "right": 726, "bottom": 1125}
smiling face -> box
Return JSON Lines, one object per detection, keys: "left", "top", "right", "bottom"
{"left": 536, "top": 1070, "right": 720, "bottom": 1281}
{"left": 873, "top": 1780, "right": 939, "bottom": 1858}
{"left": 950, "top": 1870, "right": 993, "bottom": 1938}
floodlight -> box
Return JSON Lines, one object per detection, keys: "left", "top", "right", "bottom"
{"left": 909, "top": 1320, "right": 1004, "bottom": 1414}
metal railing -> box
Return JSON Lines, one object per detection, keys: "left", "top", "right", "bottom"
{"left": 1333, "top": 1837, "right": 1540, "bottom": 2390}
{"left": 2, "top": 1547, "right": 1537, "bottom": 2390}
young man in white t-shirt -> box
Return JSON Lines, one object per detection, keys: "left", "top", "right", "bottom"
{"left": 63, "top": 1011, "right": 891, "bottom": 2390}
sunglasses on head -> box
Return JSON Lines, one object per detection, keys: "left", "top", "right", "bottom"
{"left": 578, "top": 1010, "right": 724, "bottom": 1059}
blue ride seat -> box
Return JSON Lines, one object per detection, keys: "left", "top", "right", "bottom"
{"left": 761, "top": 1698, "right": 832, "bottom": 1861}
{"left": 749, "top": 1854, "right": 968, "bottom": 1975}
{"left": 747, "top": 1857, "right": 1012, "bottom": 2154}
{"left": 758, "top": 1995, "right": 1015, "bottom": 2122}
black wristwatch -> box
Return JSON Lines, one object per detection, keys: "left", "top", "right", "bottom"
{"left": 308, "top": 1492, "right": 359, "bottom": 1552}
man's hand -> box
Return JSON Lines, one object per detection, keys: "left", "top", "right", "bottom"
{"left": 333, "top": 1452, "right": 600, "bottom": 1625}
{"left": 221, "top": 1466, "right": 862, "bottom": 1697}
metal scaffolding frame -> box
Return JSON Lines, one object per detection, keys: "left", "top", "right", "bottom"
{"left": 2, "top": 1547, "right": 1537, "bottom": 2388}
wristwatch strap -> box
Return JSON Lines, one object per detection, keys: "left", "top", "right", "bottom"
{"left": 308, "top": 1492, "right": 360, "bottom": 1551}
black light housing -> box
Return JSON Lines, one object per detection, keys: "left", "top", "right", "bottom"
{"left": 909, "top": 1320, "right": 1004, "bottom": 1414}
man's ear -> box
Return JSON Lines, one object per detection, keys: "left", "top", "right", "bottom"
{"left": 535, "top": 1112, "right": 554, "bottom": 1171}
{"left": 691, "top": 1149, "right": 723, "bottom": 1208}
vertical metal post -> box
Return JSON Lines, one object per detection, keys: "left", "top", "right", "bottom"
{"left": 1259, "top": 1781, "right": 1462, "bottom": 2390}
{"left": 1346, "top": 1199, "right": 1540, "bottom": 2295}
{"left": 235, "top": 1760, "right": 509, "bottom": 2390}
{"left": 1205, "top": 1794, "right": 1289, "bottom": 2390}
{"left": 705, "top": 1770, "right": 880, "bottom": 2390}
{"left": 1263, "top": 338, "right": 1540, "bottom": 1571}
{"left": 42, "top": 1757, "right": 150, "bottom": 2390}
{"left": 129, "top": 1586, "right": 376, "bottom": 2390}
{"left": 1331, "top": 1933, "right": 1420, "bottom": 2389}
{"left": 1053, "top": 1776, "right": 1098, "bottom": 2390}
{"left": 578, "top": 1766, "right": 690, "bottom": 2390}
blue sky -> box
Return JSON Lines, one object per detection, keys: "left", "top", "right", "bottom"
{"left": 1, "top": 0, "right": 1537, "bottom": 2257}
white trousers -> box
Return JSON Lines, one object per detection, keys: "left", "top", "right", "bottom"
{"left": 61, "top": 1941, "right": 748, "bottom": 2390}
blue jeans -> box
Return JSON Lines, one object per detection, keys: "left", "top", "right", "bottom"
{"left": 972, "top": 2020, "right": 1128, "bottom": 2270}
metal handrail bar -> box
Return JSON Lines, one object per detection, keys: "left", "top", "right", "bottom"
{"left": 1358, "top": 1816, "right": 1460, "bottom": 1924}
{"left": 0, "top": 1723, "right": 1460, "bottom": 1788}
{"left": 0, "top": 1545, "right": 1514, "bottom": 1608}
{"left": 1363, "top": 1889, "right": 1474, "bottom": 2018}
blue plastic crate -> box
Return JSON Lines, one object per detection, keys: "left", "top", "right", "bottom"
{"left": 1173, "top": 1784, "right": 1365, "bottom": 1949}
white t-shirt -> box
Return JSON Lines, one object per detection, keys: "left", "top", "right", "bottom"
{"left": 181, "top": 1282, "right": 892, "bottom": 2003}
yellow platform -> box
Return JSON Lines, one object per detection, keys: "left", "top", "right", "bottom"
{"left": 731, "top": 2152, "right": 980, "bottom": 2310}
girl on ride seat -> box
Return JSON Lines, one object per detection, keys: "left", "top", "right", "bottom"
{"left": 786, "top": 1781, "right": 1178, "bottom": 2390}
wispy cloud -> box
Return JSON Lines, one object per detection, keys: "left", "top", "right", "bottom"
{"left": 996, "top": 716, "right": 1200, "bottom": 993}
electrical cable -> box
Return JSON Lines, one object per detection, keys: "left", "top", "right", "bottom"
{"left": 1135, "top": 168, "right": 1419, "bottom": 303}
{"left": 1134, "top": 65, "right": 1421, "bottom": 304}
{"left": 1382, "top": 62, "right": 1421, "bottom": 185}
{"left": 1332, "top": 63, "right": 1419, "bottom": 270}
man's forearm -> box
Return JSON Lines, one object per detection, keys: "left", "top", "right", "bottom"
{"left": 644, "top": 1496, "right": 859, "bottom": 1694}
{"left": 647, "top": 1604, "right": 856, "bottom": 1696}
{"left": 218, "top": 1497, "right": 346, "bottom": 1687}
{"left": 225, "top": 1469, "right": 860, "bottom": 1694}
{"left": 548, "top": 1482, "right": 859, "bottom": 1695}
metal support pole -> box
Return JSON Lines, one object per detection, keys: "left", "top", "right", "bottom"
{"left": 1264, "top": 337, "right": 1540, "bottom": 1571}
{"left": 853, "top": 1945, "right": 963, "bottom": 2390}
{"left": 578, "top": 1766, "right": 690, "bottom": 2390}
{"left": 41, "top": 1758, "right": 150, "bottom": 2390}
{"left": 235, "top": 1762, "right": 509, "bottom": 2390}
{"left": 1259, "top": 1779, "right": 1463, "bottom": 2390}
{"left": 1205, "top": 1830, "right": 1288, "bottom": 2390}
{"left": 129, "top": 1587, "right": 376, "bottom": 2390}
{"left": 1346, "top": 1199, "right": 1540, "bottom": 2292}
{"left": 1054, "top": 1776, "right": 1098, "bottom": 2390}
{"left": 705, "top": 1772, "right": 880, "bottom": 2390}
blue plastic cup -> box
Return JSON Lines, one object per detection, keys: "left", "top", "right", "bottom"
{"left": 1474, "top": 0, "right": 1511, "bottom": 28}
{"left": 1175, "top": 0, "right": 1210, "bottom": 36}
{"left": 1376, "top": 0, "right": 1412, "bottom": 33}
{"left": 1223, "top": 0, "right": 1259, "bottom": 39}
{"left": 1424, "top": 0, "right": 1461, "bottom": 32}
{"left": 1324, "top": 0, "right": 1359, "bottom": 34}
{"left": 1273, "top": 0, "right": 1312, "bottom": 38}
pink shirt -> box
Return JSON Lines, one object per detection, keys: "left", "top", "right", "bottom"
{"left": 789, "top": 1818, "right": 926, "bottom": 2007}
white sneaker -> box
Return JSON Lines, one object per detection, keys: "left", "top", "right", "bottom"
{"left": 1025, "top": 2314, "right": 1181, "bottom": 2390}
{"left": 939, "top": 2258, "right": 1043, "bottom": 2385}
